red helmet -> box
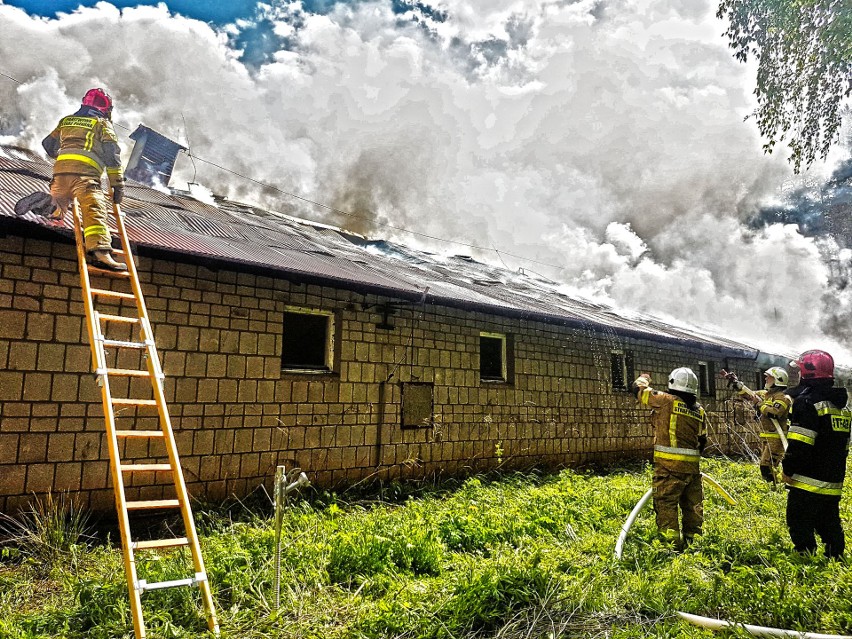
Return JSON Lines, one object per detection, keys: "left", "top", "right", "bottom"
{"left": 81, "top": 88, "right": 113, "bottom": 114}
{"left": 796, "top": 350, "right": 834, "bottom": 380}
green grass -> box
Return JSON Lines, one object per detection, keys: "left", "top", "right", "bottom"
{"left": 1, "top": 458, "right": 851, "bottom": 638}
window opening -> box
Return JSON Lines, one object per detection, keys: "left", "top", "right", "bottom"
{"left": 480, "top": 332, "right": 507, "bottom": 382}
{"left": 282, "top": 310, "right": 332, "bottom": 371}
{"left": 611, "top": 352, "right": 626, "bottom": 390}
{"left": 697, "top": 361, "right": 715, "bottom": 396}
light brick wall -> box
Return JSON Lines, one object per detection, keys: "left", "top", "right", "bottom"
{"left": 0, "top": 234, "right": 764, "bottom": 513}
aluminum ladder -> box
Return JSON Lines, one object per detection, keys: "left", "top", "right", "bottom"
{"left": 70, "top": 198, "right": 219, "bottom": 638}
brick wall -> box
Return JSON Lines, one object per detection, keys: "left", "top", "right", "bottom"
{"left": 0, "top": 233, "right": 766, "bottom": 513}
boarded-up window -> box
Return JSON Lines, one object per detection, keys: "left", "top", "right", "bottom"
{"left": 402, "top": 382, "right": 433, "bottom": 429}
{"left": 282, "top": 310, "right": 332, "bottom": 371}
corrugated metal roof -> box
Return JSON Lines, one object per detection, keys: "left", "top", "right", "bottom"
{"left": 0, "top": 147, "right": 759, "bottom": 356}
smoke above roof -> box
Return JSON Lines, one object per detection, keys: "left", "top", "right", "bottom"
{"left": 0, "top": 0, "right": 849, "bottom": 362}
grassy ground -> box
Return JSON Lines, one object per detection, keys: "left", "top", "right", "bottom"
{"left": 2, "top": 458, "right": 852, "bottom": 638}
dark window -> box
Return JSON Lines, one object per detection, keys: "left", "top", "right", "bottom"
{"left": 625, "top": 351, "right": 635, "bottom": 385}
{"left": 698, "top": 362, "right": 712, "bottom": 396}
{"left": 282, "top": 311, "right": 330, "bottom": 370}
{"left": 755, "top": 371, "right": 764, "bottom": 390}
{"left": 480, "top": 334, "right": 505, "bottom": 381}
{"left": 401, "top": 382, "right": 433, "bottom": 429}
{"left": 707, "top": 361, "right": 716, "bottom": 395}
{"left": 611, "top": 352, "right": 626, "bottom": 390}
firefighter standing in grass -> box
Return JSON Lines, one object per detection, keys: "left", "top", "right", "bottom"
{"left": 632, "top": 368, "right": 707, "bottom": 549}
{"left": 723, "top": 367, "right": 792, "bottom": 483}
{"left": 41, "top": 88, "right": 126, "bottom": 271}
{"left": 782, "top": 350, "right": 851, "bottom": 559}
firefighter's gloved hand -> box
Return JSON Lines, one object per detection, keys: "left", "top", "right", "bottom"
{"left": 633, "top": 375, "right": 651, "bottom": 389}
{"left": 698, "top": 435, "right": 707, "bottom": 454}
{"left": 732, "top": 380, "right": 744, "bottom": 391}
{"left": 112, "top": 184, "right": 124, "bottom": 204}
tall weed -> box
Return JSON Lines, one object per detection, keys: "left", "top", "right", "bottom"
{"left": 0, "top": 492, "right": 92, "bottom": 567}
{"left": 3, "top": 460, "right": 852, "bottom": 638}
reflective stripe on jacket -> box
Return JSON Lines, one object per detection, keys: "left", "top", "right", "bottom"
{"left": 43, "top": 108, "right": 124, "bottom": 187}
{"left": 783, "top": 382, "right": 850, "bottom": 500}
{"left": 756, "top": 389, "right": 792, "bottom": 437}
{"left": 638, "top": 387, "right": 706, "bottom": 473}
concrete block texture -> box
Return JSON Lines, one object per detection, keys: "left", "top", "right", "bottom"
{"left": 0, "top": 234, "right": 768, "bottom": 513}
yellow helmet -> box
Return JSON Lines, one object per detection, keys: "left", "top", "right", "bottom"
{"left": 764, "top": 366, "right": 788, "bottom": 387}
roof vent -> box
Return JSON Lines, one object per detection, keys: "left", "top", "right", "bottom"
{"left": 125, "top": 125, "right": 187, "bottom": 187}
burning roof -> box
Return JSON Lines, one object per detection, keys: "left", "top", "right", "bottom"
{"left": 0, "top": 147, "right": 761, "bottom": 357}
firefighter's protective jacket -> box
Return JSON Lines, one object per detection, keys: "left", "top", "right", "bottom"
{"left": 783, "top": 381, "right": 851, "bottom": 499}
{"left": 636, "top": 387, "right": 706, "bottom": 474}
{"left": 745, "top": 388, "right": 792, "bottom": 441}
{"left": 42, "top": 106, "right": 124, "bottom": 188}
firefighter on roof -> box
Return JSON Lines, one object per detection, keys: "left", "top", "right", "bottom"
{"left": 783, "top": 349, "right": 851, "bottom": 559}
{"left": 723, "top": 367, "right": 792, "bottom": 483}
{"left": 41, "top": 88, "right": 127, "bottom": 271}
{"left": 633, "top": 368, "right": 707, "bottom": 549}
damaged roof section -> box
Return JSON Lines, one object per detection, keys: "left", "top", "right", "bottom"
{"left": 0, "top": 147, "right": 758, "bottom": 357}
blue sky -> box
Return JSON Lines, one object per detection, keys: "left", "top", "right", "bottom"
{"left": 4, "top": 0, "right": 353, "bottom": 65}
{"left": 4, "top": 0, "right": 261, "bottom": 24}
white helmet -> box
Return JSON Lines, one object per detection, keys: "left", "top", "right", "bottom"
{"left": 764, "top": 366, "right": 788, "bottom": 387}
{"left": 668, "top": 367, "right": 699, "bottom": 394}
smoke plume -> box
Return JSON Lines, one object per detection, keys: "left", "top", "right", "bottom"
{"left": 0, "top": 0, "right": 849, "bottom": 362}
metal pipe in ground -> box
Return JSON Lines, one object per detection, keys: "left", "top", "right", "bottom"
{"left": 274, "top": 465, "right": 285, "bottom": 613}
{"left": 273, "top": 466, "right": 310, "bottom": 613}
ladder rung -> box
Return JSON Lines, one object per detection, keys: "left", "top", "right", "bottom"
{"left": 87, "top": 265, "right": 130, "bottom": 278}
{"left": 99, "top": 314, "right": 140, "bottom": 324}
{"left": 106, "top": 368, "right": 151, "bottom": 377}
{"left": 91, "top": 288, "right": 135, "bottom": 300}
{"left": 132, "top": 537, "right": 189, "bottom": 551}
{"left": 126, "top": 499, "right": 181, "bottom": 511}
{"left": 112, "top": 398, "right": 158, "bottom": 407}
{"left": 101, "top": 338, "right": 148, "bottom": 349}
{"left": 136, "top": 573, "right": 206, "bottom": 593}
{"left": 121, "top": 463, "right": 173, "bottom": 473}
{"left": 115, "top": 430, "right": 164, "bottom": 438}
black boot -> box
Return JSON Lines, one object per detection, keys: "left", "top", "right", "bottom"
{"left": 14, "top": 192, "right": 58, "bottom": 217}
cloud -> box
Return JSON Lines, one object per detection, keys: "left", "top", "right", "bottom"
{"left": 1, "top": 0, "right": 849, "bottom": 362}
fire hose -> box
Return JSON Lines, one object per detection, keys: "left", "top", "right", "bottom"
{"left": 678, "top": 611, "right": 852, "bottom": 638}
{"left": 614, "top": 473, "right": 737, "bottom": 560}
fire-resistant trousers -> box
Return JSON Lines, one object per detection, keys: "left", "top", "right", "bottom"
{"left": 653, "top": 467, "right": 704, "bottom": 542}
{"left": 786, "top": 487, "right": 845, "bottom": 558}
{"left": 50, "top": 174, "right": 112, "bottom": 251}
{"left": 759, "top": 438, "right": 785, "bottom": 482}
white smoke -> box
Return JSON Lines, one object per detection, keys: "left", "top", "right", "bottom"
{"left": 0, "top": 0, "right": 849, "bottom": 363}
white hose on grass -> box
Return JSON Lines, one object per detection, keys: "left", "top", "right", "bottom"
{"left": 614, "top": 474, "right": 737, "bottom": 559}
{"left": 678, "top": 611, "right": 852, "bottom": 639}
{"left": 614, "top": 488, "right": 653, "bottom": 559}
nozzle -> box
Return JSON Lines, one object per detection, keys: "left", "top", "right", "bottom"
{"left": 284, "top": 472, "right": 310, "bottom": 495}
